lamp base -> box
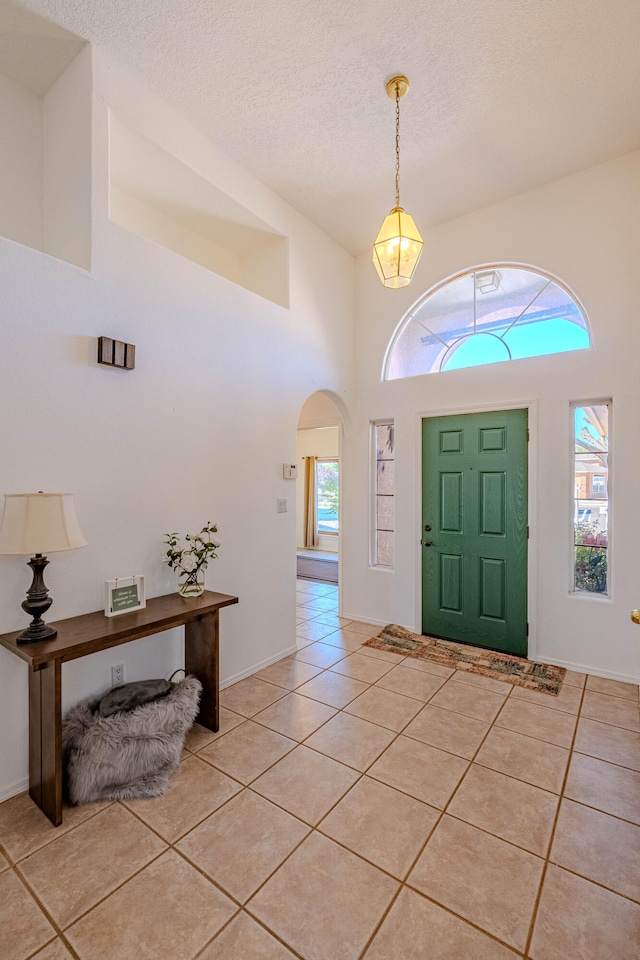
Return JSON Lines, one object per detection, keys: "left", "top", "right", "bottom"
{"left": 17, "top": 622, "right": 58, "bottom": 644}
{"left": 17, "top": 554, "right": 57, "bottom": 645}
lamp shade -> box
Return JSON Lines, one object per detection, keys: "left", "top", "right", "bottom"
{"left": 0, "top": 493, "right": 87, "bottom": 555}
{"left": 372, "top": 207, "right": 424, "bottom": 289}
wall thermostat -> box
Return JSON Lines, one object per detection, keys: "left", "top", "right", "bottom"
{"left": 283, "top": 464, "right": 297, "bottom": 479}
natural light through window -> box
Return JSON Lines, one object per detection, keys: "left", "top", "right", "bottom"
{"left": 316, "top": 460, "right": 339, "bottom": 537}
{"left": 573, "top": 402, "right": 609, "bottom": 596}
{"left": 384, "top": 265, "right": 591, "bottom": 380}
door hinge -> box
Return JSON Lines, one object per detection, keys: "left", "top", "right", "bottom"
{"left": 527, "top": 526, "right": 530, "bottom": 539}
{"left": 527, "top": 429, "right": 530, "bottom": 441}
{"left": 526, "top": 623, "right": 529, "bottom": 636}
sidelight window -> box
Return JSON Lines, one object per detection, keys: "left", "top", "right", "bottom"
{"left": 372, "top": 422, "right": 395, "bottom": 567}
{"left": 573, "top": 402, "right": 609, "bottom": 595}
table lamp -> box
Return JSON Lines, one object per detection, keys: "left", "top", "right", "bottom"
{"left": 0, "top": 492, "right": 87, "bottom": 643}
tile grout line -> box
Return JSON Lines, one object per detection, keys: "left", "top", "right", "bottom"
{"left": 189, "top": 910, "right": 243, "bottom": 960}
{"left": 522, "top": 674, "right": 588, "bottom": 958}
{"left": 381, "top": 684, "right": 532, "bottom": 947}
{"left": 193, "top": 905, "right": 309, "bottom": 960}
{"left": 573, "top": 711, "right": 640, "bottom": 737}
{"left": 5, "top": 598, "right": 638, "bottom": 960}
{"left": 195, "top": 728, "right": 300, "bottom": 786}
{"left": 536, "top": 857, "right": 640, "bottom": 907}
{"left": 401, "top": 886, "right": 530, "bottom": 958}
{"left": 415, "top": 679, "right": 574, "bottom": 954}
{"left": 221, "top": 671, "right": 624, "bottom": 795}
{"left": 225, "top": 595, "right": 639, "bottom": 956}
{"left": 203, "top": 664, "right": 442, "bottom": 954}
{"left": 1, "top": 800, "right": 116, "bottom": 868}
{"left": 357, "top": 676, "right": 523, "bottom": 957}
{"left": 52, "top": 931, "right": 84, "bottom": 960}
{"left": 221, "top": 654, "right": 581, "bottom": 863}
{"left": 357, "top": 686, "right": 532, "bottom": 960}
{"left": 23, "top": 929, "right": 84, "bottom": 960}
{"left": 542, "top": 794, "right": 640, "bottom": 831}
{"left": 15, "top": 842, "right": 170, "bottom": 940}
{"left": 39, "top": 688, "right": 640, "bottom": 958}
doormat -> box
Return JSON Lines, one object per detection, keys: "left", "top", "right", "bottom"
{"left": 364, "top": 624, "right": 565, "bottom": 695}
{"left": 297, "top": 555, "right": 338, "bottom": 584}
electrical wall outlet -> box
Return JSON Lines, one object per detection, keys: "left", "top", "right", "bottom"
{"left": 111, "top": 663, "right": 125, "bottom": 687}
{"left": 277, "top": 498, "right": 288, "bottom": 513}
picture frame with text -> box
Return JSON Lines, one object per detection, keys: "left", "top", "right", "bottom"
{"left": 104, "top": 575, "right": 146, "bottom": 617}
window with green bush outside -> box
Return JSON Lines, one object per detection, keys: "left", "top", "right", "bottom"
{"left": 573, "top": 403, "right": 609, "bottom": 594}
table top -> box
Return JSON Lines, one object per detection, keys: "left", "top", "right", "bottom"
{"left": 0, "top": 590, "right": 238, "bottom": 668}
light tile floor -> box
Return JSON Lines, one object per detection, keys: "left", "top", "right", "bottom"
{"left": 2, "top": 578, "right": 640, "bottom": 960}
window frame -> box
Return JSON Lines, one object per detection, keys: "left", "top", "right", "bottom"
{"left": 570, "top": 399, "right": 611, "bottom": 600}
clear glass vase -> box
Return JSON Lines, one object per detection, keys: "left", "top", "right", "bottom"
{"left": 177, "top": 568, "right": 205, "bottom": 597}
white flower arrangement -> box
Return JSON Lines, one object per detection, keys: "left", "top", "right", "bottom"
{"left": 163, "top": 522, "right": 220, "bottom": 580}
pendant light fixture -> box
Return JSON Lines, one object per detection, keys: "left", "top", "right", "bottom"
{"left": 372, "top": 75, "right": 424, "bottom": 288}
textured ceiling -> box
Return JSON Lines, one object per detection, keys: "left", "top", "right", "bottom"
{"left": 0, "top": 1, "right": 84, "bottom": 95}
{"left": 9, "top": 0, "right": 640, "bottom": 253}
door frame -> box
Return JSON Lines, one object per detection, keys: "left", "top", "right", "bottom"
{"left": 414, "top": 399, "right": 538, "bottom": 659}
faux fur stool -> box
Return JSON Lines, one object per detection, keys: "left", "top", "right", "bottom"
{"left": 63, "top": 674, "right": 202, "bottom": 805}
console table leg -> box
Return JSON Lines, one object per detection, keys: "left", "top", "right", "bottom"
{"left": 185, "top": 612, "right": 219, "bottom": 731}
{"left": 29, "top": 660, "right": 62, "bottom": 827}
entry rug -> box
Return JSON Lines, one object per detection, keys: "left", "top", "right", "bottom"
{"left": 364, "top": 624, "right": 565, "bottom": 695}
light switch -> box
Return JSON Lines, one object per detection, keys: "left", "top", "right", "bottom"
{"left": 277, "top": 499, "right": 288, "bottom": 513}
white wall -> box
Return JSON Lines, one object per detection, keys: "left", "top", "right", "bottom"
{"left": 0, "top": 47, "right": 355, "bottom": 801}
{"left": 298, "top": 391, "right": 343, "bottom": 429}
{"left": 0, "top": 46, "right": 91, "bottom": 270}
{"left": 345, "top": 151, "right": 640, "bottom": 684}
{"left": 42, "top": 44, "right": 92, "bottom": 269}
{"left": 0, "top": 71, "right": 43, "bottom": 250}
{"left": 295, "top": 426, "right": 340, "bottom": 550}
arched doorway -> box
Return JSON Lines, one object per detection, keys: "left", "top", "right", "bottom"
{"left": 295, "top": 392, "right": 343, "bottom": 637}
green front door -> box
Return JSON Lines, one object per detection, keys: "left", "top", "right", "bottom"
{"left": 422, "top": 409, "right": 528, "bottom": 656}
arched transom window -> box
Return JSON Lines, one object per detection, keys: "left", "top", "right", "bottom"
{"left": 383, "top": 264, "right": 591, "bottom": 380}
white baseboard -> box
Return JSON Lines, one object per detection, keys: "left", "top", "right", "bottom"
{"left": 0, "top": 777, "right": 28, "bottom": 804}
{"left": 341, "top": 615, "right": 387, "bottom": 628}
{"left": 536, "top": 656, "right": 639, "bottom": 687}
{"left": 219, "top": 644, "right": 299, "bottom": 690}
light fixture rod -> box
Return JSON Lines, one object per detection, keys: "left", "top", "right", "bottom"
{"left": 395, "top": 87, "right": 401, "bottom": 208}
{"left": 385, "top": 76, "right": 409, "bottom": 211}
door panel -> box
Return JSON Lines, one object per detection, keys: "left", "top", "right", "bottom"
{"left": 480, "top": 472, "right": 506, "bottom": 536}
{"left": 440, "top": 554, "right": 464, "bottom": 613}
{"left": 479, "top": 557, "right": 506, "bottom": 620}
{"left": 422, "top": 409, "right": 528, "bottom": 655}
{"left": 441, "top": 473, "right": 463, "bottom": 532}
{"left": 440, "top": 429, "right": 464, "bottom": 454}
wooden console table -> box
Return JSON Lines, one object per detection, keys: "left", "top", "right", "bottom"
{"left": 0, "top": 590, "right": 238, "bottom": 827}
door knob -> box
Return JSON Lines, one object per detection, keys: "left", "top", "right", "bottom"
{"left": 631, "top": 610, "right": 640, "bottom": 625}
{"left": 424, "top": 524, "right": 432, "bottom": 532}
{"left": 421, "top": 540, "right": 433, "bottom": 547}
